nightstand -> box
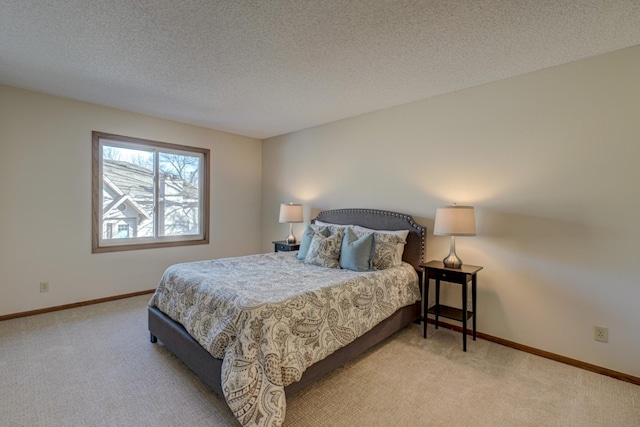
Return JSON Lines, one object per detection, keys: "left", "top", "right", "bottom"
{"left": 272, "top": 240, "right": 300, "bottom": 253}
{"left": 421, "top": 260, "right": 483, "bottom": 351}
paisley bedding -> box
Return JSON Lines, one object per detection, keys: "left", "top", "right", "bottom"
{"left": 149, "top": 251, "right": 420, "bottom": 427}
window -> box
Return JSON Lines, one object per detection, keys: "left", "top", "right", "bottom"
{"left": 92, "top": 131, "right": 209, "bottom": 253}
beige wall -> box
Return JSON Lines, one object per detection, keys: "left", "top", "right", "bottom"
{"left": 0, "top": 85, "right": 262, "bottom": 316}
{"left": 262, "top": 46, "right": 640, "bottom": 377}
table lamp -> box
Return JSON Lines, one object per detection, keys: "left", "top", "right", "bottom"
{"left": 279, "top": 203, "right": 303, "bottom": 243}
{"left": 433, "top": 205, "right": 476, "bottom": 268}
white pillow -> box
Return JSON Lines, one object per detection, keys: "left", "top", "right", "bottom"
{"left": 314, "top": 220, "right": 348, "bottom": 229}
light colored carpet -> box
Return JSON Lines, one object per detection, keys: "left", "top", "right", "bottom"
{"left": 1, "top": 295, "right": 638, "bottom": 426}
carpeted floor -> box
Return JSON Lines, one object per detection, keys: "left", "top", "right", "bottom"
{"left": 1, "top": 295, "right": 638, "bottom": 426}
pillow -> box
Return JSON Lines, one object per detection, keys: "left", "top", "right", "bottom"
{"left": 304, "top": 228, "right": 344, "bottom": 269}
{"left": 339, "top": 227, "right": 375, "bottom": 272}
{"left": 296, "top": 224, "right": 330, "bottom": 260}
{"left": 314, "top": 220, "right": 350, "bottom": 235}
{"left": 353, "top": 226, "right": 409, "bottom": 267}
{"left": 353, "top": 226, "right": 409, "bottom": 243}
{"left": 313, "top": 220, "right": 345, "bottom": 228}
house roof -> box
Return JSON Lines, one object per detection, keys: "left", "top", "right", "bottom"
{"left": 1, "top": 1, "right": 639, "bottom": 138}
{"left": 103, "top": 194, "right": 152, "bottom": 222}
{"left": 103, "top": 159, "right": 199, "bottom": 208}
{"left": 103, "top": 160, "right": 154, "bottom": 202}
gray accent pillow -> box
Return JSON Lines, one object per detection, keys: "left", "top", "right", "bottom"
{"left": 296, "top": 225, "right": 330, "bottom": 260}
{"left": 352, "top": 229, "right": 406, "bottom": 270}
{"left": 304, "top": 229, "right": 344, "bottom": 269}
{"left": 339, "top": 227, "right": 375, "bottom": 271}
{"left": 353, "top": 226, "right": 409, "bottom": 266}
{"left": 370, "top": 233, "right": 405, "bottom": 269}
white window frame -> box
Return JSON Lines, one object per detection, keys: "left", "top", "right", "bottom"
{"left": 92, "top": 131, "right": 210, "bottom": 253}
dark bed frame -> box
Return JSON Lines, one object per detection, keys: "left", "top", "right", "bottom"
{"left": 148, "top": 208, "right": 426, "bottom": 397}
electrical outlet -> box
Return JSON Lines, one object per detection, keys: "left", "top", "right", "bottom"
{"left": 593, "top": 326, "right": 608, "bottom": 343}
{"left": 467, "top": 300, "right": 473, "bottom": 312}
{"left": 39, "top": 281, "right": 49, "bottom": 293}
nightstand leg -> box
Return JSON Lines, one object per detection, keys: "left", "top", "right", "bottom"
{"left": 423, "top": 270, "right": 429, "bottom": 338}
{"left": 434, "top": 279, "right": 440, "bottom": 329}
{"left": 472, "top": 275, "right": 477, "bottom": 341}
{"left": 462, "top": 278, "right": 467, "bottom": 352}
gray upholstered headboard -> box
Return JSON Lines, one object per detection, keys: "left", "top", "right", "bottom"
{"left": 314, "top": 208, "right": 426, "bottom": 271}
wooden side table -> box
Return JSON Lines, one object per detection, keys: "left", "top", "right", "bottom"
{"left": 421, "top": 260, "right": 483, "bottom": 351}
{"left": 272, "top": 240, "right": 300, "bottom": 252}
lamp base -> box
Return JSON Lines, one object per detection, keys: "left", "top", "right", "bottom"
{"left": 285, "top": 234, "right": 297, "bottom": 244}
{"left": 443, "top": 236, "right": 462, "bottom": 269}
{"left": 285, "top": 223, "right": 297, "bottom": 244}
{"left": 442, "top": 254, "right": 462, "bottom": 269}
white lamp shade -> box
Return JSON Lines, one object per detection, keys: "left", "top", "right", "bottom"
{"left": 279, "top": 203, "right": 303, "bottom": 223}
{"left": 433, "top": 206, "right": 476, "bottom": 236}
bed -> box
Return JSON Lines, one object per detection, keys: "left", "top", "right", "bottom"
{"left": 148, "top": 208, "right": 426, "bottom": 426}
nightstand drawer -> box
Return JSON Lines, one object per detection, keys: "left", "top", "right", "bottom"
{"left": 273, "top": 241, "right": 300, "bottom": 252}
{"left": 428, "top": 268, "right": 466, "bottom": 283}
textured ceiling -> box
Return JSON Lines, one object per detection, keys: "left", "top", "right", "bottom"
{"left": 1, "top": 1, "right": 640, "bottom": 139}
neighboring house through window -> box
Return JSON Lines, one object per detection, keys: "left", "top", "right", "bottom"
{"left": 92, "top": 131, "right": 210, "bottom": 253}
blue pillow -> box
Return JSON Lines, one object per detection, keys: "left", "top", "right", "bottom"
{"left": 339, "top": 227, "right": 375, "bottom": 271}
{"left": 296, "top": 225, "right": 330, "bottom": 260}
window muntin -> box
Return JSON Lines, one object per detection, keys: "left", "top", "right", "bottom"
{"left": 92, "top": 132, "right": 209, "bottom": 253}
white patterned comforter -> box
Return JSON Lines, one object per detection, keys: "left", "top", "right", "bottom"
{"left": 149, "top": 251, "right": 420, "bottom": 427}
